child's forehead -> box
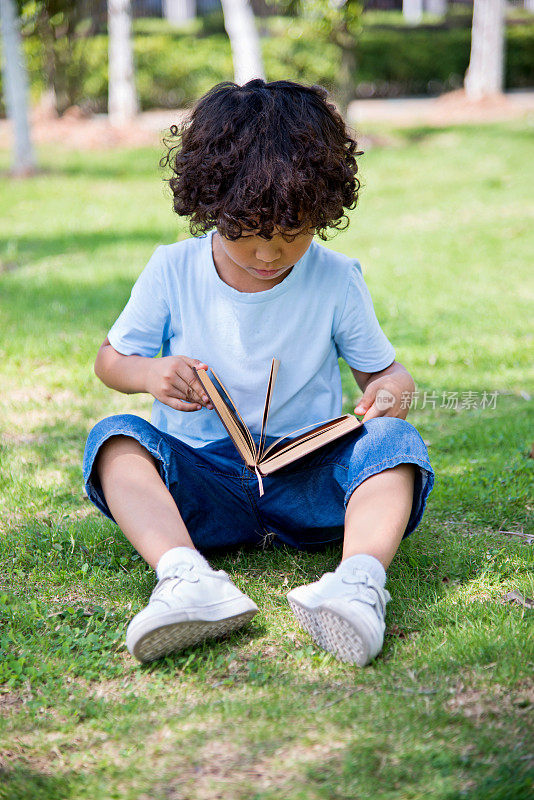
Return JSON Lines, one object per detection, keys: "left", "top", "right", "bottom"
{"left": 237, "top": 221, "right": 311, "bottom": 239}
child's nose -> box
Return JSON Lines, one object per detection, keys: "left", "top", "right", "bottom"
{"left": 255, "top": 245, "right": 281, "bottom": 263}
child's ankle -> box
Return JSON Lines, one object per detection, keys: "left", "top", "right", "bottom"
{"left": 156, "top": 546, "right": 211, "bottom": 580}
{"left": 336, "top": 554, "right": 386, "bottom": 588}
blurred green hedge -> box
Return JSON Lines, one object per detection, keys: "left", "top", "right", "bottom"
{"left": 1, "top": 18, "right": 533, "bottom": 116}
{"left": 354, "top": 23, "right": 534, "bottom": 97}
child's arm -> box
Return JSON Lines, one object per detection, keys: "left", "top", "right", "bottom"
{"left": 351, "top": 360, "right": 415, "bottom": 423}
{"left": 94, "top": 338, "right": 213, "bottom": 412}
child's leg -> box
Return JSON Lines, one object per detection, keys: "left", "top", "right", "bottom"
{"left": 342, "top": 463, "right": 416, "bottom": 568}
{"left": 90, "top": 430, "right": 258, "bottom": 663}
{"left": 287, "top": 465, "right": 415, "bottom": 667}
{"left": 96, "top": 438, "right": 414, "bottom": 572}
{"left": 96, "top": 435, "right": 195, "bottom": 569}
{"left": 281, "top": 417, "right": 434, "bottom": 666}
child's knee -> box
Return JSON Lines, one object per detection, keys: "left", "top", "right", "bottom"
{"left": 345, "top": 417, "right": 431, "bottom": 481}
{"left": 85, "top": 414, "right": 160, "bottom": 480}
{"left": 96, "top": 435, "right": 156, "bottom": 479}
{"left": 362, "top": 416, "right": 426, "bottom": 452}
{"left": 364, "top": 415, "right": 414, "bottom": 435}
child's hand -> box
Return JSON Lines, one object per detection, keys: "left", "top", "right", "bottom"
{"left": 354, "top": 364, "right": 415, "bottom": 423}
{"left": 145, "top": 356, "right": 213, "bottom": 412}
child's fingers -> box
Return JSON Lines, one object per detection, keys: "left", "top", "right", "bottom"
{"left": 165, "top": 384, "right": 212, "bottom": 410}
{"left": 177, "top": 361, "right": 211, "bottom": 405}
{"left": 360, "top": 403, "right": 382, "bottom": 423}
{"left": 164, "top": 396, "right": 203, "bottom": 412}
{"left": 172, "top": 373, "right": 211, "bottom": 407}
{"left": 182, "top": 356, "right": 209, "bottom": 372}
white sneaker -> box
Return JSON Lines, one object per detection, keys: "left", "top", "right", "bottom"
{"left": 126, "top": 564, "right": 258, "bottom": 663}
{"left": 287, "top": 568, "right": 391, "bottom": 666}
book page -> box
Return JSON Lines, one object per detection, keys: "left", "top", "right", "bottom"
{"left": 260, "top": 415, "right": 361, "bottom": 464}
{"left": 258, "top": 358, "right": 280, "bottom": 460}
{"left": 195, "top": 369, "right": 256, "bottom": 464}
{"left": 209, "top": 370, "right": 258, "bottom": 457}
{"left": 261, "top": 415, "right": 352, "bottom": 460}
{"left": 258, "top": 416, "right": 361, "bottom": 475}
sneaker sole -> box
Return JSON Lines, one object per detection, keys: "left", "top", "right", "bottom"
{"left": 288, "top": 597, "right": 372, "bottom": 666}
{"left": 129, "top": 609, "right": 257, "bottom": 663}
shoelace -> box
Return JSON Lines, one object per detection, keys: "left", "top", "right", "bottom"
{"left": 340, "top": 569, "right": 391, "bottom": 619}
{"left": 151, "top": 564, "right": 201, "bottom": 598}
{"left": 151, "top": 564, "right": 230, "bottom": 600}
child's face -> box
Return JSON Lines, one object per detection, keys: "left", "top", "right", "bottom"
{"left": 215, "top": 227, "right": 314, "bottom": 290}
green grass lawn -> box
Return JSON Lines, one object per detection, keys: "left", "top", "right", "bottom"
{"left": 0, "top": 121, "right": 533, "bottom": 800}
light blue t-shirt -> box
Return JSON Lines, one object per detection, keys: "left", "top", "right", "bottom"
{"left": 107, "top": 231, "right": 395, "bottom": 448}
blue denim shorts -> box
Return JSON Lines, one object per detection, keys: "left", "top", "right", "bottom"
{"left": 83, "top": 414, "right": 435, "bottom": 552}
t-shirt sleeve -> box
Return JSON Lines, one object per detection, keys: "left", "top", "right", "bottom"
{"left": 334, "top": 261, "right": 396, "bottom": 372}
{"left": 107, "top": 246, "right": 173, "bottom": 357}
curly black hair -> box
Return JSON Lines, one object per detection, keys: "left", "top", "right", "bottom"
{"left": 160, "top": 79, "right": 363, "bottom": 241}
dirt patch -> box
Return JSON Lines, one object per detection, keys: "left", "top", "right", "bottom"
{"left": 142, "top": 727, "right": 350, "bottom": 800}
{"left": 0, "top": 107, "right": 187, "bottom": 153}
{"left": 446, "top": 681, "right": 534, "bottom": 723}
{"left": 349, "top": 89, "right": 534, "bottom": 127}
{"left": 1, "top": 90, "right": 532, "bottom": 156}
{"left": 0, "top": 691, "right": 27, "bottom": 718}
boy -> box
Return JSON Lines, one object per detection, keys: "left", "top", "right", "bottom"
{"left": 83, "top": 79, "right": 434, "bottom": 666}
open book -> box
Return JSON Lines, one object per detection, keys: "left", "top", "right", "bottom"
{"left": 194, "top": 358, "right": 362, "bottom": 496}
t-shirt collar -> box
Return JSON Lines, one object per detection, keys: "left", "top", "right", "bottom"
{"left": 205, "top": 229, "right": 310, "bottom": 304}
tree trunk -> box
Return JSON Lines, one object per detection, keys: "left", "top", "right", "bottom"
{"left": 465, "top": 0, "right": 505, "bottom": 98}
{"left": 108, "top": 0, "right": 138, "bottom": 124}
{"left": 163, "top": 0, "right": 196, "bottom": 24}
{"left": 0, "top": 0, "right": 36, "bottom": 175}
{"left": 403, "top": 0, "right": 423, "bottom": 24}
{"left": 425, "top": 0, "right": 447, "bottom": 17}
{"left": 220, "top": 0, "right": 265, "bottom": 85}
{"left": 337, "top": 44, "right": 356, "bottom": 119}
{"left": 331, "top": 12, "right": 357, "bottom": 119}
